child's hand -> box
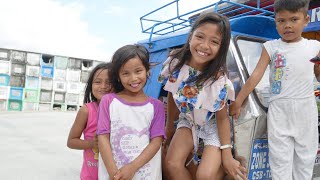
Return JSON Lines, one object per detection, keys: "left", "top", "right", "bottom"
{"left": 222, "top": 156, "right": 247, "bottom": 180}
{"left": 113, "top": 163, "right": 137, "bottom": 180}
{"left": 90, "top": 134, "right": 99, "bottom": 149}
{"left": 229, "top": 101, "right": 241, "bottom": 120}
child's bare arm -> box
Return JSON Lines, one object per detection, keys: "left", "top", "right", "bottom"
{"left": 230, "top": 47, "right": 270, "bottom": 119}
{"left": 98, "top": 134, "right": 119, "bottom": 178}
{"left": 166, "top": 92, "right": 179, "bottom": 141}
{"left": 216, "top": 106, "right": 247, "bottom": 179}
{"left": 114, "top": 137, "right": 163, "bottom": 180}
{"left": 67, "top": 106, "right": 96, "bottom": 150}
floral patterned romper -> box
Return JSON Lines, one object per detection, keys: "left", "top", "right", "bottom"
{"left": 158, "top": 57, "right": 235, "bottom": 162}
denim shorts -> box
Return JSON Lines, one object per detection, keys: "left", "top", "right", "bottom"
{"left": 176, "top": 117, "right": 221, "bottom": 147}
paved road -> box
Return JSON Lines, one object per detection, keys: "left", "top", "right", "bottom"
{"left": 0, "top": 111, "right": 82, "bottom": 180}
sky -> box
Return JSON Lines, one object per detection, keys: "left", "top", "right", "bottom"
{"left": 0, "top": 0, "right": 218, "bottom": 61}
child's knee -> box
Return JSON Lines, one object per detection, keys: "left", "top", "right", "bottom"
{"left": 196, "top": 168, "right": 219, "bottom": 180}
{"left": 196, "top": 165, "right": 224, "bottom": 180}
{"left": 165, "top": 157, "right": 184, "bottom": 172}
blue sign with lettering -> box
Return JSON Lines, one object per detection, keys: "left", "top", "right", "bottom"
{"left": 305, "top": 7, "right": 320, "bottom": 32}
{"left": 248, "top": 139, "right": 271, "bottom": 180}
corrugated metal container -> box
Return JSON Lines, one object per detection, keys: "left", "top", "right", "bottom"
{"left": 24, "top": 89, "right": 39, "bottom": 102}
{"left": 40, "top": 90, "right": 52, "bottom": 103}
{"left": 67, "top": 69, "right": 81, "bottom": 82}
{"left": 0, "top": 86, "right": 10, "bottom": 99}
{"left": 0, "top": 100, "right": 7, "bottom": 111}
{"left": 67, "top": 105, "right": 78, "bottom": 111}
{"left": 9, "top": 76, "right": 25, "bottom": 87}
{"left": 39, "top": 103, "right": 51, "bottom": 111}
{"left": 7, "top": 100, "right": 22, "bottom": 111}
{"left": 79, "top": 83, "right": 86, "bottom": 94}
{"left": 40, "top": 54, "right": 54, "bottom": 67}
{"left": 11, "top": 63, "right": 26, "bottom": 76}
{"left": 0, "top": 60, "right": 10, "bottom": 74}
{"left": 9, "top": 87, "right": 24, "bottom": 100}
{"left": 66, "top": 93, "right": 79, "bottom": 105}
{"left": 23, "top": 102, "right": 39, "bottom": 111}
{"left": 26, "top": 65, "right": 40, "bottom": 77}
{"left": 53, "top": 92, "right": 65, "bottom": 103}
{"left": 10, "top": 50, "right": 26, "bottom": 64}
{"left": 81, "top": 60, "right": 93, "bottom": 71}
{"left": 41, "top": 66, "right": 54, "bottom": 78}
{"left": 53, "top": 69, "right": 67, "bottom": 81}
{"left": 25, "top": 76, "right": 40, "bottom": 89}
{"left": 81, "top": 71, "right": 90, "bottom": 83}
{"left": 67, "top": 82, "right": 80, "bottom": 94}
{"left": 53, "top": 81, "right": 67, "bottom": 92}
{"left": 0, "top": 49, "right": 9, "bottom": 61}
{"left": 68, "top": 58, "right": 81, "bottom": 69}
{"left": 78, "top": 93, "right": 84, "bottom": 106}
{"left": 0, "top": 74, "right": 10, "bottom": 86}
{"left": 41, "top": 78, "right": 53, "bottom": 90}
{"left": 52, "top": 103, "right": 65, "bottom": 111}
{"left": 54, "top": 56, "right": 68, "bottom": 69}
{"left": 26, "top": 53, "right": 40, "bottom": 66}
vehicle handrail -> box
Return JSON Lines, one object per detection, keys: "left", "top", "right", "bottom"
{"left": 140, "top": 0, "right": 274, "bottom": 43}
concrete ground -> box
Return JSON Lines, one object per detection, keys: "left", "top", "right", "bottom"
{"left": 0, "top": 111, "right": 82, "bottom": 180}
{"left": 1, "top": 111, "right": 320, "bottom": 180}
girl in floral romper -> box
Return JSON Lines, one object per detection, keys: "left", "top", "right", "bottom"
{"left": 159, "top": 12, "right": 247, "bottom": 180}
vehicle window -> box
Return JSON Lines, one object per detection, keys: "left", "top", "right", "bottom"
{"left": 237, "top": 39, "right": 270, "bottom": 108}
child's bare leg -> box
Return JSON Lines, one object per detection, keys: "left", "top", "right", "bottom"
{"left": 186, "top": 153, "right": 198, "bottom": 179}
{"left": 165, "top": 127, "right": 194, "bottom": 180}
{"left": 196, "top": 145, "right": 224, "bottom": 180}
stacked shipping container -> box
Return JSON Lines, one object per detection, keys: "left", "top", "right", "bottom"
{"left": 0, "top": 48, "right": 103, "bottom": 111}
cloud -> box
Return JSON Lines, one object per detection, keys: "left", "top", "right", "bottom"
{"left": 104, "top": 5, "right": 126, "bottom": 15}
{"left": 0, "top": 0, "right": 109, "bottom": 61}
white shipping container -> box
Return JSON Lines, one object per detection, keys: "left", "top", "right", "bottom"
{"left": 0, "top": 86, "right": 10, "bottom": 99}
{"left": 40, "top": 90, "right": 52, "bottom": 103}
{"left": 23, "top": 102, "right": 39, "bottom": 111}
{"left": 26, "top": 53, "right": 40, "bottom": 66}
{"left": 26, "top": 66, "right": 40, "bottom": 77}
{"left": 67, "top": 69, "right": 81, "bottom": 82}
{"left": 41, "top": 78, "right": 53, "bottom": 90}
{"left": 67, "top": 82, "right": 80, "bottom": 94}
{"left": 53, "top": 81, "right": 66, "bottom": 92}
{"left": 39, "top": 103, "right": 51, "bottom": 111}
{"left": 54, "top": 69, "right": 67, "bottom": 81}
{"left": 0, "top": 60, "right": 10, "bottom": 74}
{"left": 54, "top": 92, "right": 65, "bottom": 103}
{"left": 0, "top": 100, "right": 7, "bottom": 111}
{"left": 66, "top": 93, "right": 79, "bottom": 105}
{"left": 25, "top": 77, "right": 40, "bottom": 89}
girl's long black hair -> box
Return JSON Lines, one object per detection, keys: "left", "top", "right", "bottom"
{"left": 84, "top": 62, "right": 112, "bottom": 103}
{"left": 169, "top": 12, "right": 231, "bottom": 85}
{"left": 110, "top": 44, "right": 150, "bottom": 93}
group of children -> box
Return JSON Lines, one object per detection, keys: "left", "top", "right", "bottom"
{"left": 67, "top": 0, "right": 320, "bottom": 179}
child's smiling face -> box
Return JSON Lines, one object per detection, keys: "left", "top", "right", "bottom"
{"left": 118, "top": 57, "right": 148, "bottom": 96}
{"left": 188, "top": 22, "right": 222, "bottom": 71}
{"left": 275, "top": 9, "right": 309, "bottom": 43}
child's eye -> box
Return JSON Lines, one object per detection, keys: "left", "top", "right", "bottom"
{"left": 195, "top": 35, "right": 203, "bottom": 39}
{"left": 211, "top": 40, "right": 220, "bottom": 45}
